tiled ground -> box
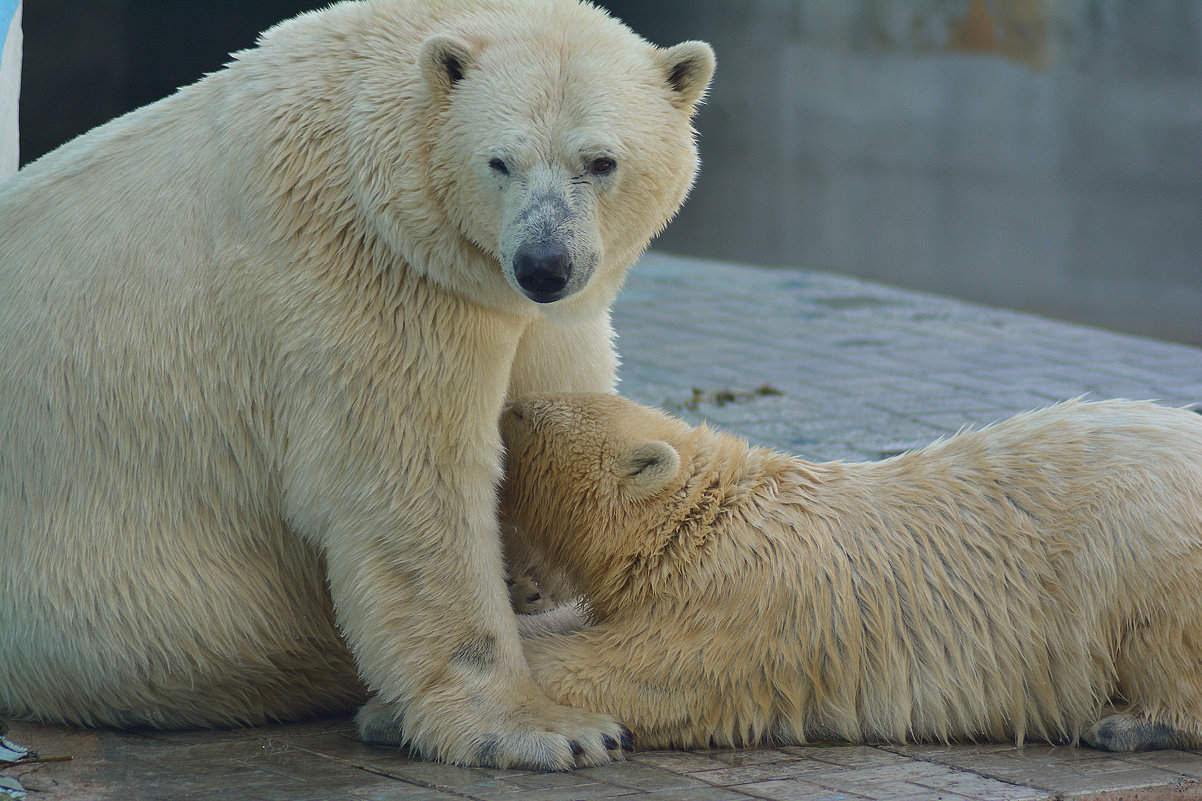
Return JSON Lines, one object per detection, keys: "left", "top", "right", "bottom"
{"left": 6, "top": 718, "right": 1202, "bottom": 800}
{"left": 4, "top": 253, "right": 1202, "bottom": 800}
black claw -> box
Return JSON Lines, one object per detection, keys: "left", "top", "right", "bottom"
{"left": 603, "top": 735, "right": 618, "bottom": 750}
{"left": 570, "top": 740, "right": 585, "bottom": 756}
{"left": 526, "top": 593, "right": 541, "bottom": 603}
{"left": 619, "top": 725, "right": 634, "bottom": 751}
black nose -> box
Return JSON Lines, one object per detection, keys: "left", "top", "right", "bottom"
{"left": 514, "top": 245, "right": 571, "bottom": 303}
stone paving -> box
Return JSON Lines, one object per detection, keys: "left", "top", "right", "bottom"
{"left": 4, "top": 252, "right": 1202, "bottom": 800}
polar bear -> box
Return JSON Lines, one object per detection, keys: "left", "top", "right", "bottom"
{"left": 0, "top": 0, "right": 713, "bottom": 770}
{"left": 502, "top": 393, "right": 1202, "bottom": 752}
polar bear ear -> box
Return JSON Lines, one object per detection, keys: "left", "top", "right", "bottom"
{"left": 658, "top": 41, "right": 716, "bottom": 111}
{"left": 616, "top": 441, "right": 681, "bottom": 500}
{"left": 421, "top": 35, "right": 475, "bottom": 96}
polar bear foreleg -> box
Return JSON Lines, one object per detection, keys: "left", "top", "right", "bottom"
{"left": 305, "top": 473, "right": 627, "bottom": 770}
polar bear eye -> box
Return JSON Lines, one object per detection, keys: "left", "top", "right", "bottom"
{"left": 488, "top": 158, "right": 509, "bottom": 176}
{"left": 588, "top": 157, "right": 616, "bottom": 176}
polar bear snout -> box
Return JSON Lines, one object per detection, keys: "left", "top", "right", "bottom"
{"left": 514, "top": 243, "right": 572, "bottom": 303}
{"left": 498, "top": 164, "right": 601, "bottom": 305}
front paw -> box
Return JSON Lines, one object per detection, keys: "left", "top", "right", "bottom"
{"left": 506, "top": 573, "right": 552, "bottom": 614}
{"left": 355, "top": 693, "right": 631, "bottom": 770}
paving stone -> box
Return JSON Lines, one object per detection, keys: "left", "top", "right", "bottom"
{"left": 350, "top": 785, "right": 469, "bottom": 801}
{"left": 909, "top": 770, "right": 1052, "bottom": 800}
{"left": 634, "top": 745, "right": 726, "bottom": 769}
{"left": 494, "top": 769, "right": 624, "bottom": 793}
{"left": 576, "top": 761, "right": 713, "bottom": 792}
{"left": 260, "top": 730, "right": 410, "bottom": 767}
{"left": 703, "top": 749, "right": 801, "bottom": 768}
{"left": 731, "top": 778, "right": 867, "bottom": 800}
{"left": 830, "top": 778, "right": 981, "bottom": 800}
{"left": 626, "top": 788, "right": 758, "bottom": 801}
{"left": 810, "top": 761, "right": 964, "bottom": 786}
{"left": 693, "top": 760, "right": 837, "bottom": 788}
{"left": 1111, "top": 751, "right": 1202, "bottom": 779}
{"left": 1024, "top": 767, "right": 1189, "bottom": 797}
{"left": 461, "top": 779, "right": 633, "bottom": 801}
{"left": 628, "top": 749, "right": 730, "bottom": 774}
{"left": 780, "top": 746, "right": 913, "bottom": 770}
{"left": 358, "top": 757, "right": 506, "bottom": 789}
{"left": 1065, "top": 779, "right": 1202, "bottom": 801}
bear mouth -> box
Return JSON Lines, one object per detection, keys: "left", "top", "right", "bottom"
{"left": 522, "top": 286, "right": 570, "bottom": 304}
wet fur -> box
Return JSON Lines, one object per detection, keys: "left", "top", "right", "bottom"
{"left": 503, "top": 394, "right": 1202, "bottom": 751}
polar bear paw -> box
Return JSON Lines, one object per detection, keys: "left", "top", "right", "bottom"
{"left": 355, "top": 694, "right": 632, "bottom": 770}
{"left": 1083, "top": 714, "right": 1185, "bottom": 751}
{"left": 506, "top": 574, "right": 552, "bottom": 614}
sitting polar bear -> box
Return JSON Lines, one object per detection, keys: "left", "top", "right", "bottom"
{"left": 502, "top": 393, "right": 1202, "bottom": 752}
{"left": 0, "top": 0, "right": 713, "bottom": 770}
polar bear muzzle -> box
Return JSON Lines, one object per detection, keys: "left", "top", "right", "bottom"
{"left": 514, "top": 242, "right": 572, "bottom": 303}
{"left": 499, "top": 165, "right": 600, "bottom": 305}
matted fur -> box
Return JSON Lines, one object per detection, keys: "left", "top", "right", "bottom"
{"left": 503, "top": 394, "right": 1202, "bottom": 751}
{"left": 0, "top": 1, "right": 712, "bottom": 770}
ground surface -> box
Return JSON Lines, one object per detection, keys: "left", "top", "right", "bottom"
{"left": 5, "top": 252, "right": 1202, "bottom": 800}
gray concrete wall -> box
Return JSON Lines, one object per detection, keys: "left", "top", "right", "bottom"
{"left": 605, "top": 1, "right": 1202, "bottom": 345}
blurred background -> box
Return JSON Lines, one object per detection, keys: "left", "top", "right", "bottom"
{"left": 15, "top": 0, "right": 1202, "bottom": 345}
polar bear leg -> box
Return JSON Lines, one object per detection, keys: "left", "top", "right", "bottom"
{"left": 316, "top": 489, "right": 628, "bottom": 770}
{"left": 281, "top": 329, "right": 628, "bottom": 769}
{"left": 1100, "top": 605, "right": 1202, "bottom": 752}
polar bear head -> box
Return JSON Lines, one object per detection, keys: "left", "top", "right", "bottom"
{"left": 500, "top": 393, "right": 690, "bottom": 590}
{"left": 249, "top": 1, "right": 712, "bottom": 317}
{"left": 502, "top": 392, "right": 782, "bottom": 617}
{"left": 419, "top": 4, "right": 714, "bottom": 310}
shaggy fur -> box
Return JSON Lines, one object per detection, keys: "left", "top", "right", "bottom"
{"left": 0, "top": 0, "right": 712, "bottom": 770}
{"left": 502, "top": 393, "right": 1202, "bottom": 752}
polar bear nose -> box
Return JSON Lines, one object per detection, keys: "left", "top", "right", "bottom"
{"left": 514, "top": 244, "right": 571, "bottom": 303}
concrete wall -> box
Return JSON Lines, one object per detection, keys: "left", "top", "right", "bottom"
{"left": 0, "top": 0, "right": 19, "bottom": 177}
{"left": 604, "top": 1, "right": 1202, "bottom": 345}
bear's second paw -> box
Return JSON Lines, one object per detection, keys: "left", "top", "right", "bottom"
{"left": 506, "top": 574, "right": 552, "bottom": 614}
{"left": 355, "top": 694, "right": 631, "bottom": 770}
{"left": 1083, "top": 714, "right": 1184, "bottom": 751}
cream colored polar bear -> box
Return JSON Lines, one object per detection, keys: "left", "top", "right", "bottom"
{"left": 0, "top": 0, "right": 713, "bottom": 769}
{"left": 503, "top": 393, "right": 1202, "bottom": 752}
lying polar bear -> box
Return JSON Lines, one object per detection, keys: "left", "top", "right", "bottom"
{"left": 502, "top": 393, "right": 1202, "bottom": 752}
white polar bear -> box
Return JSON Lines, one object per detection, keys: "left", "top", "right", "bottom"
{"left": 0, "top": 0, "right": 713, "bottom": 770}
